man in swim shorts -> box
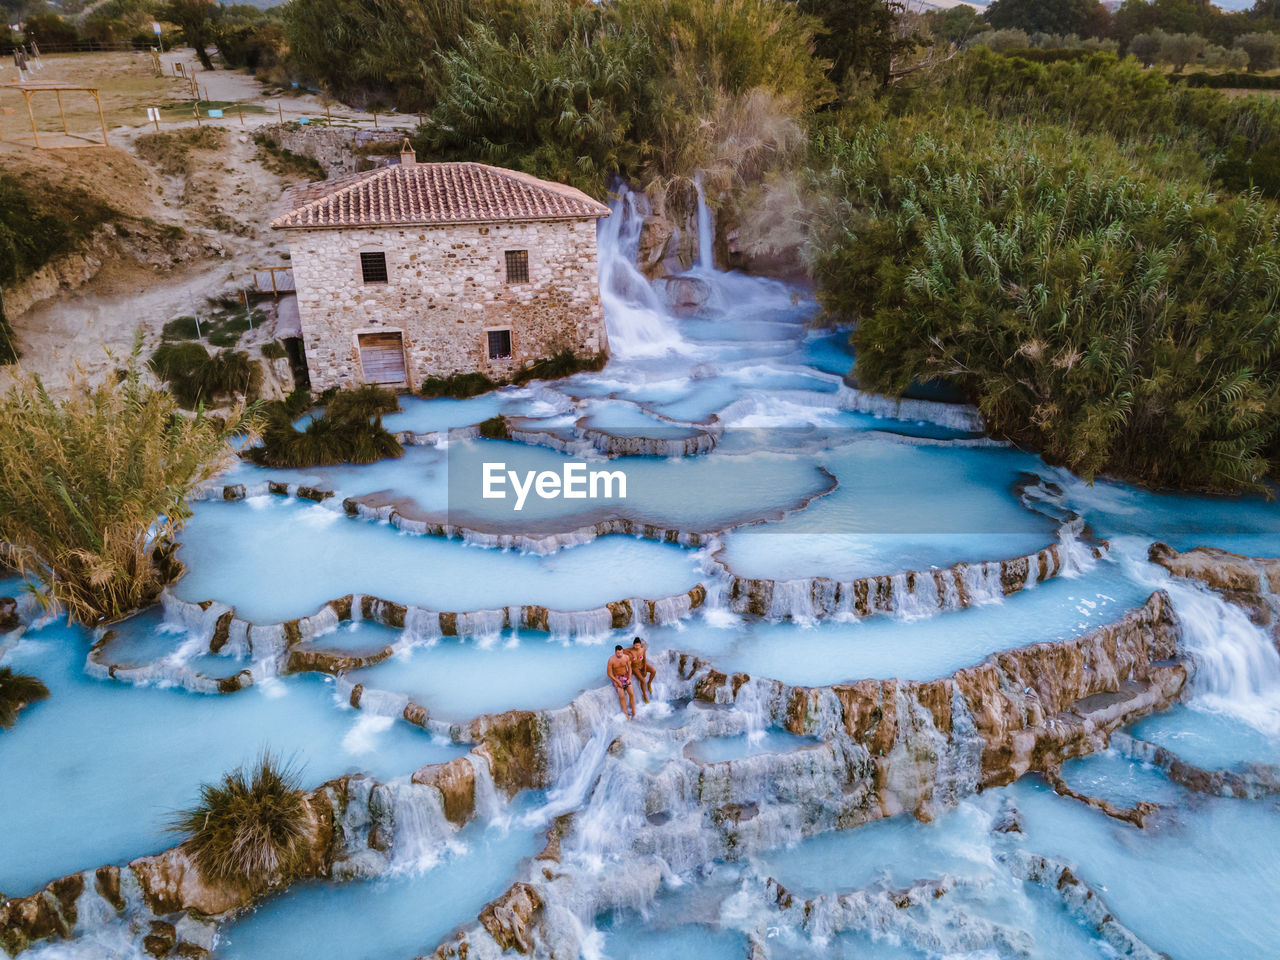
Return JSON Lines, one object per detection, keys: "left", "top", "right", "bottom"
{"left": 607, "top": 644, "right": 636, "bottom": 719}
{"left": 628, "top": 637, "right": 656, "bottom": 704}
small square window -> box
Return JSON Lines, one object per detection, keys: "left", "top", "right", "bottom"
{"left": 360, "top": 251, "right": 388, "bottom": 284}
{"left": 504, "top": 249, "right": 529, "bottom": 284}
{"left": 487, "top": 329, "right": 512, "bottom": 360}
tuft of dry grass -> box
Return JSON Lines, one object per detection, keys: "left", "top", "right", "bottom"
{"left": 170, "top": 752, "right": 312, "bottom": 893}
{"left": 0, "top": 333, "right": 254, "bottom": 624}
{"left": 0, "top": 667, "right": 49, "bottom": 729}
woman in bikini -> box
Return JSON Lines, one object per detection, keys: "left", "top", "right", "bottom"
{"left": 628, "top": 637, "right": 656, "bottom": 704}
{"left": 607, "top": 644, "right": 636, "bottom": 719}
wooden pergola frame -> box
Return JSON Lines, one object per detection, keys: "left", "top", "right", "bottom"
{"left": 0, "top": 81, "right": 109, "bottom": 148}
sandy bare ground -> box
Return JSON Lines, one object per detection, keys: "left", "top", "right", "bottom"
{"left": 1, "top": 49, "right": 417, "bottom": 393}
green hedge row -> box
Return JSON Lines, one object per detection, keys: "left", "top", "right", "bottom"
{"left": 1171, "top": 72, "right": 1280, "bottom": 89}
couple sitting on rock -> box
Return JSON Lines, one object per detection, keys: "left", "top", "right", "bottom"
{"left": 607, "top": 637, "right": 655, "bottom": 720}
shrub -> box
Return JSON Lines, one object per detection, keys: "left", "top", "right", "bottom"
{"left": 419, "top": 371, "right": 497, "bottom": 399}
{"left": 251, "top": 385, "right": 402, "bottom": 468}
{"left": 997, "top": 47, "right": 1095, "bottom": 63}
{"left": 0, "top": 668, "right": 49, "bottom": 729}
{"left": 1217, "top": 139, "right": 1280, "bottom": 199}
{"left": 150, "top": 345, "right": 262, "bottom": 409}
{"left": 261, "top": 340, "right": 288, "bottom": 361}
{"left": 161, "top": 302, "right": 262, "bottom": 348}
{"left": 511, "top": 350, "right": 607, "bottom": 385}
{"left": 810, "top": 114, "right": 1280, "bottom": 492}
{"left": 478, "top": 415, "right": 510, "bottom": 439}
{"left": 1173, "top": 72, "right": 1280, "bottom": 90}
{"left": 171, "top": 753, "right": 312, "bottom": 893}
{"left": 418, "top": 352, "right": 605, "bottom": 399}
{"left": 944, "top": 49, "right": 1280, "bottom": 183}
{"left": 322, "top": 384, "right": 399, "bottom": 420}
{"left": 0, "top": 337, "right": 252, "bottom": 623}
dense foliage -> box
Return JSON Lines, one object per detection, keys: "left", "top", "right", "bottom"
{"left": 171, "top": 753, "right": 312, "bottom": 892}
{"left": 944, "top": 50, "right": 1280, "bottom": 195}
{"left": 0, "top": 341, "right": 251, "bottom": 623}
{"left": 149, "top": 342, "right": 262, "bottom": 409}
{"left": 811, "top": 114, "right": 1280, "bottom": 491}
{"left": 283, "top": 0, "right": 471, "bottom": 109}
{"left": 250, "top": 385, "right": 403, "bottom": 468}
{"left": 419, "top": 0, "right": 828, "bottom": 194}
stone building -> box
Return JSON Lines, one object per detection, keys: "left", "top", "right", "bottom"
{"left": 271, "top": 146, "right": 611, "bottom": 392}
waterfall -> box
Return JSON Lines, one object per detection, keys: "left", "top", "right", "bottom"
{"left": 1114, "top": 539, "right": 1280, "bottom": 734}
{"left": 596, "top": 186, "right": 690, "bottom": 358}
{"left": 387, "top": 781, "right": 456, "bottom": 872}
{"left": 466, "top": 753, "right": 506, "bottom": 823}
{"left": 693, "top": 175, "right": 714, "bottom": 270}
{"left": 1166, "top": 577, "right": 1280, "bottom": 734}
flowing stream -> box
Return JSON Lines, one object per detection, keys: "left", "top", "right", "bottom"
{"left": 4, "top": 184, "right": 1280, "bottom": 960}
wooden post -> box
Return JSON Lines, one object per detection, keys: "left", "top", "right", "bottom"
{"left": 270, "top": 268, "right": 278, "bottom": 297}
{"left": 152, "top": 108, "right": 160, "bottom": 133}
{"left": 193, "top": 102, "right": 201, "bottom": 128}
{"left": 22, "top": 89, "right": 39, "bottom": 149}
{"left": 54, "top": 88, "right": 66, "bottom": 134}
{"left": 237, "top": 103, "right": 243, "bottom": 127}
{"left": 93, "top": 90, "right": 108, "bottom": 146}
{"left": 277, "top": 101, "right": 283, "bottom": 122}
{"left": 372, "top": 109, "right": 378, "bottom": 129}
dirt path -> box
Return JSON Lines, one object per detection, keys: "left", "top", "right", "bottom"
{"left": 1, "top": 48, "right": 417, "bottom": 393}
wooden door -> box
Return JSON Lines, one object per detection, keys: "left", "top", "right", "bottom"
{"left": 357, "top": 332, "right": 407, "bottom": 384}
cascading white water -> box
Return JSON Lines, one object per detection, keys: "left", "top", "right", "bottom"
{"left": 1166, "top": 577, "right": 1280, "bottom": 734}
{"left": 1113, "top": 539, "right": 1280, "bottom": 735}
{"left": 596, "top": 187, "right": 691, "bottom": 357}
{"left": 387, "top": 781, "right": 457, "bottom": 873}
{"left": 693, "top": 175, "right": 714, "bottom": 270}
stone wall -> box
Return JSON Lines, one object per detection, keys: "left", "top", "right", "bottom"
{"left": 284, "top": 219, "right": 607, "bottom": 391}
{"left": 255, "top": 124, "right": 405, "bottom": 178}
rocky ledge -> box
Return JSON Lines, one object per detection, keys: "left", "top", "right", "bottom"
{"left": 412, "top": 593, "right": 1188, "bottom": 959}
{"left": 5, "top": 590, "right": 1189, "bottom": 958}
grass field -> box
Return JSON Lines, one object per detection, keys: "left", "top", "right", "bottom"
{"left": 0, "top": 51, "right": 194, "bottom": 136}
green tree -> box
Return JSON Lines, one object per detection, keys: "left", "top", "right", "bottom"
{"left": 927, "top": 4, "right": 986, "bottom": 45}
{"left": 164, "top": 0, "right": 216, "bottom": 69}
{"left": 283, "top": 0, "right": 472, "bottom": 110}
{"left": 1160, "top": 31, "right": 1208, "bottom": 71}
{"left": 1129, "top": 29, "right": 1165, "bottom": 65}
{"left": 794, "top": 0, "right": 919, "bottom": 88}
{"left": 972, "top": 27, "right": 1030, "bottom": 52}
{"left": 23, "top": 12, "right": 79, "bottom": 46}
{"left": 984, "top": 0, "right": 1110, "bottom": 38}
{"left": 1235, "top": 31, "right": 1279, "bottom": 72}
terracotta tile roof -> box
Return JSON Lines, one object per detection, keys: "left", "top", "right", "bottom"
{"left": 271, "top": 161, "right": 611, "bottom": 230}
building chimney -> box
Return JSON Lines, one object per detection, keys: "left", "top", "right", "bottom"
{"left": 399, "top": 138, "right": 416, "bottom": 167}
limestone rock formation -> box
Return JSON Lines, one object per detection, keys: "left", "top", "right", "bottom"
{"left": 478, "top": 882, "right": 543, "bottom": 954}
